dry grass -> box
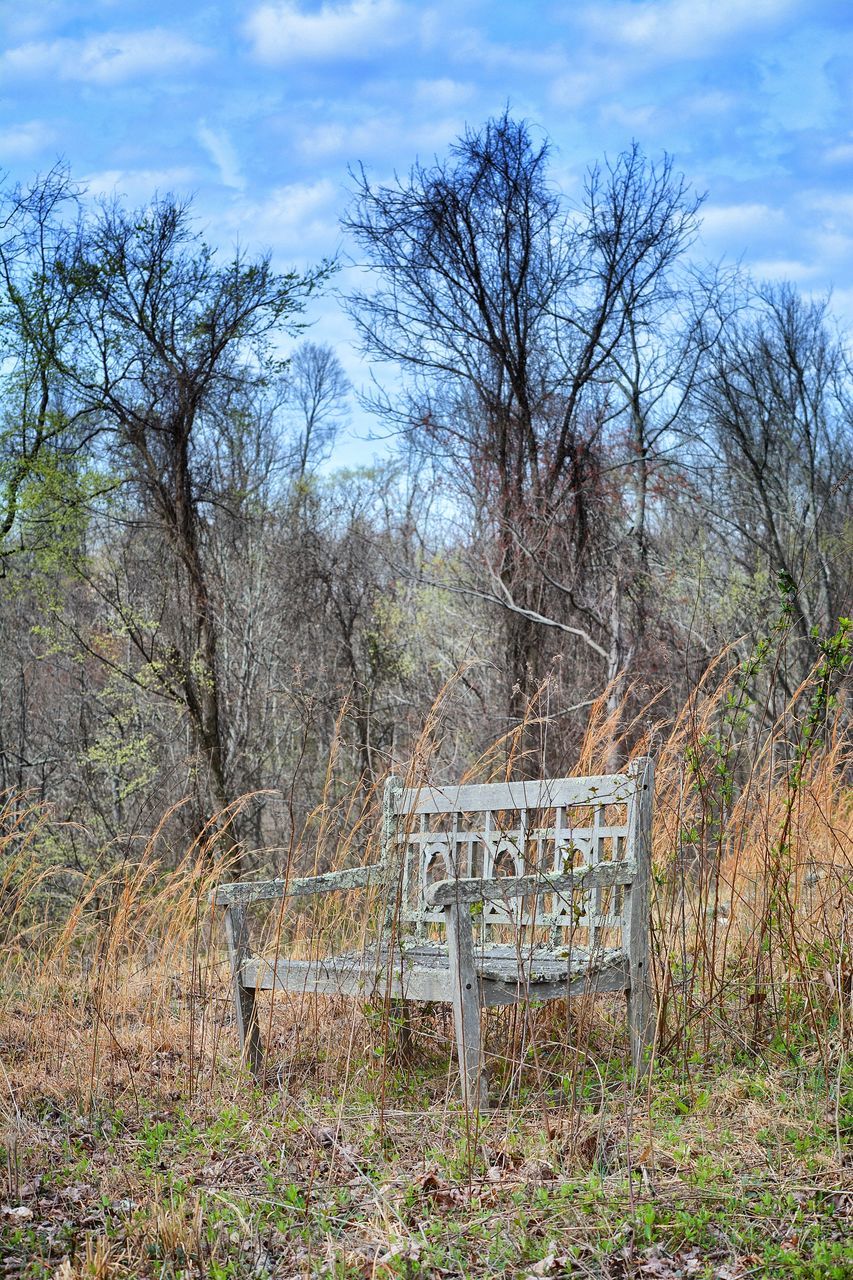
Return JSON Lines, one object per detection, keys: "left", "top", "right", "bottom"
{"left": 0, "top": 650, "right": 850, "bottom": 1276}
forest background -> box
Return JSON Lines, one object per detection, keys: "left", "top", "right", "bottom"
{"left": 1, "top": 115, "right": 849, "bottom": 868}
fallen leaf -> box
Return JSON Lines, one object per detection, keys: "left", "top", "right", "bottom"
{"left": 309, "top": 1124, "right": 339, "bottom": 1148}
{"left": 2, "top": 1205, "right": 33, "bottom": 1220}
{"left": 639, "top": 1245, "right": 681, "bottom": 1277}
{"left": 523, "top": 1245, "right": 559, "bottom": 1276}
{"left": 379, "top": 1240, "right": 422, "bottom": 1264}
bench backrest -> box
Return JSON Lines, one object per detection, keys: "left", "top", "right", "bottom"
{"left": 386, "top": 758, "right": 653, "bottom": 951}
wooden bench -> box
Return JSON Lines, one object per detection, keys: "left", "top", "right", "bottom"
{"left": 212, "top": 758, "right": 654, "bottom": 1108}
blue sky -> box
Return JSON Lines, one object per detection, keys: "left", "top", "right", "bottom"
{"left": 2, "top": 0, "right": 852, "bottom": 463}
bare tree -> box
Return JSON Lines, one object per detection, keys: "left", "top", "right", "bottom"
{"left": 54, "top": 196, "right": 329, "bottom": 855}
{"left": 691, "top": 282, "right": 852, "bottom": 681}
{"left": 285, "top": 341, "right": 350, "bottom": 479}
{"left": 0, "top": 166, "right": 91, "bottom": 569}
{"left": 345, "top": 116, "right": 702, "bottom": 745}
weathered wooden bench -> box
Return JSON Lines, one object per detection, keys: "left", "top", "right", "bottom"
{"left": 212, "top": 758, "right": 654, "bottom": 1108}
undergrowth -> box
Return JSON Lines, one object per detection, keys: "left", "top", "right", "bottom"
{"left": 0, "top": 642, "right": 849, "bottom": 1277}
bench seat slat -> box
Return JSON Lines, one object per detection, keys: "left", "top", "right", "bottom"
{"left": 242, "top": 945, "right": 628, "bottom": 1007}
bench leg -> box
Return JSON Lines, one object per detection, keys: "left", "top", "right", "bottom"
{"left": 224, "top": 904, "right": 264, "bottom": 1079}
{"left": 446, "top": 902, "right": 488, "bottom": 1111}
{"left": 627, "top": 976, "right": 653, "bottom": 1074}
{"left": 626, "top": 756, "right": 655, "bottom": 1074}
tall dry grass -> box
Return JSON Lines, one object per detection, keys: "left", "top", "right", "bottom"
{"left": 0, "top": 643, "right": 849, "bottom": 1124}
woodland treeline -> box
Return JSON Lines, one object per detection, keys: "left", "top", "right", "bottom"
{"left": 1, "top": 115, "right": 850, "bottom": 875}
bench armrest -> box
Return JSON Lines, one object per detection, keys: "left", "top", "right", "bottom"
{"left": 425, "top": 861, "right": 636, "bottom": 909}
{"left": 212, "top": 863, "right": 384, "bottom": 907}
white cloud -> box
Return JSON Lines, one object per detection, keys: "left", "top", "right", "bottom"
{"left": 804, "top": 192, "right": 853, "bottom": 222}
{"left": 295, "top": 121, "right": 366, "bottom": 158}
{"left": 452, "top": 28, "right": 566, "bottom": 77}
{"left": 224, "top": 179, "right": 341, "bottom": 261}
{"left": 748, "top": 257, "right": 817, "bottom": 283}
{"left": 244, "top": 0, "right": 406, "bottom": 64}
{"left": 197, "top": 123, "right": 245, "bottom": 191}
{"left": 0, "top": 120, "right": 56, "bottom": 158}
{"left": 594, "top": 86, "right": 739, "bottom": 133}
{"left": 696, "top": 195, "right": 853, "bottom": 293}
{"left": 699, "top": 202, "right": 786, "bottom": 242}
{"left": 295, "top": 112, "right": 465, "bottom": 162}
{"left": 0, "top": 1, "right": 84, "bottom": 42}
{"left": 578, "top": 0, "right": 799, "bottom": 59}
{"left": 812, "top": 233, "right": 853, "bottom": 268}
{"left": 551, "top": 0, "right": 801, "bottom": 106}
{"left": 825, "top": 286, "right": 853, "bottom": 328}
{"left": 598, "top": 102, "right": 659, "bottom": 132}
{"left": 549, "top": 67, "right": 609, "bottom": 109}
{"left": 683, "top": 89, "right": 739, "bottom": 117}
{"left": 412, "top": 77, "right": 474, "bottom": 109}
{"left": 822, "top": 141, "right": 853, "bottom": 167}
{"left": 2, "top": 28, "right": 209, "bottom": 85}
{"left": 82, "top": 167, "right": 198, "bottom": 205}
{"left": 756, "top": 29, "right": 844, "bottom": 133}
